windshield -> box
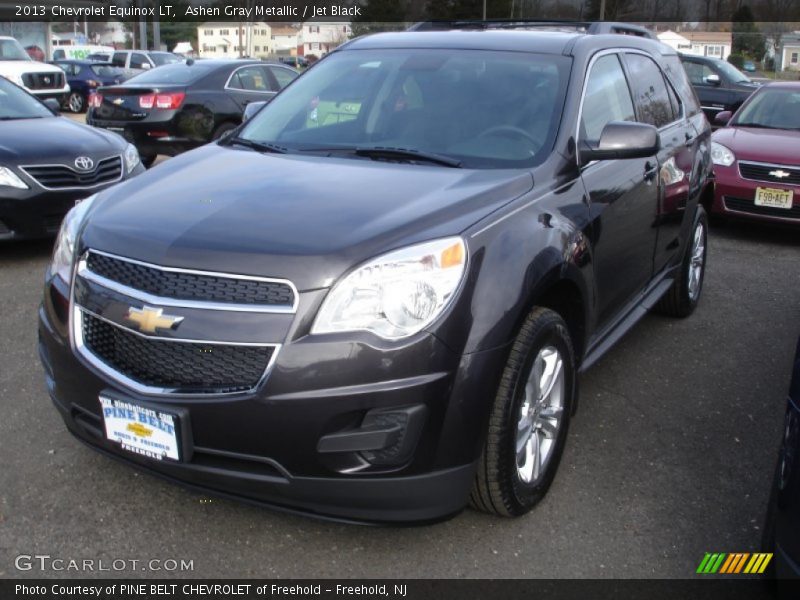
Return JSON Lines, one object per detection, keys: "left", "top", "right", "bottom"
{"left": 0, "top": 38, "right": 31, "bottom": 61}
{"left": 712, "top": 58, "right": 751, "bottom": 83}
{"left": 126, "top": 61, "right": 209, "bottom": 84}
{"left": 0, "top": 77, "right": 53, "bottom": 119}
{"left": 733, "top": 87, "right": 800, "bottom": 130}
{"left": 238, "top": 49, "right": 571, "bottom": 169}
{"left": 150, "top": 52, "right": 182, "bottom": 67}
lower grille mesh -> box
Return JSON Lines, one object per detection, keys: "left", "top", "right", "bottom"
{"left": 82, "top": 312, "right": 273, "bottom": 394}
{"left": 724, "top": 196, "right": 800, "bottom": 220}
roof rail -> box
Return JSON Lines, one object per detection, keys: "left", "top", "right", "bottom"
{"left": 406, "top": 20, "right": 656, "bottom": 40}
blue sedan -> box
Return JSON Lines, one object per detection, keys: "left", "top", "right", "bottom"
{"left": 51, "top": 60, "right": 127, "bottom": 113}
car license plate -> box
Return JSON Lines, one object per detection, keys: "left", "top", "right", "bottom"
{"left": 755, "top": 187, "right": 793, "bottom": 209}
{"left": 99, "top": 395, "right": 181, "bottom": 461}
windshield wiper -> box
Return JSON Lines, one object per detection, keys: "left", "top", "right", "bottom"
{"left": 353, "top": 146, "right": 462, "bottom": 168}
{"left": 0, "top": 116, "right": 41, "bottom": 120}
{"left": 226, "top": 137, "right": 287, "bottom": 154}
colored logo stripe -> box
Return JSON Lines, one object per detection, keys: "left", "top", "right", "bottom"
{"left": 697, "top": 553, "right": 773, "bottom": 574}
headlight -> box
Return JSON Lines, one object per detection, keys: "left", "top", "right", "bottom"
{"left": 51, "top": 194, "right": 98, "bottom": 285}
{"left": 0, "top": 166, "right": 28, "bottom": 189}
{"left": 711, "top": 141, "right": 735, "bottom": 167}
{"left": 124, "top": 143, "right": 140, "bottom": 173}
{"left": 312, "top": 237, "right": 467, "bottom": 340}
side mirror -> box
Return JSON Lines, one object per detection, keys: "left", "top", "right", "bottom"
{"left": 579, "top": 121, "right": 659, "bottom": 164}
{"left": 714, "top": 110, "right": 733, "bottom": 126}
{"left": 704, "top": 74, "right": 721, "bottom": 86}
{"left": 43, "top": 98, "right": 61, "bottom": 114}
{"left": 140, "top": 63, "right": 151, "bottom": 70}
{"left": 243, "top": 100, "right": 268, "bottom": 122}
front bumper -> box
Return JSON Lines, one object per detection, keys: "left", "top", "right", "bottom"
{"left": 0, "top": 165, "right": 145, "bottom": 241}
{"left": 712, "top": 163, "right": 800, "bottom": 224}
{"left": 38, "top": 272, "right": 508, "bottom": 523}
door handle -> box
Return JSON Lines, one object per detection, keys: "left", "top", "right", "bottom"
{"left": 644, "top": 161, "right": 658, "bottom": 182}
{"left": 684, "top": 132, "right": 695, "bottom": 147}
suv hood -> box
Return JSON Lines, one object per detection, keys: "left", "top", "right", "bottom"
{"left": 713, "top": 126, "right": 800, "bottom": 165}
{"left": 82, "top": 144, "right": 534, "bottom": 291}
{"left": 0, "top": 117, "right": 125, "bottom": 164}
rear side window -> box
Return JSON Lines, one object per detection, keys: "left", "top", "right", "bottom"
{"left": 664, "top": 56, "right": 702, "bottom": 117}
{"left": 580, "top": 54, "right": 635, "bottom": 144}
{"left": 228, "top": 66, "right": 270, "bottom": 91}
{"left": 53, "top": 49, "right": 65, "bottom": 60}
{"left": 622, "top": 53, "right": 674, "bottom": 128}
{"left": 130, "top": 53, "right": 150, "bottom": 69}
{"left": 269, "top": 66, "right": 297, "bottom": 90}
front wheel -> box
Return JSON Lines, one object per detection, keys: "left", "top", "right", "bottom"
{"left": 470, "top": 307, "right": 576, "bottom": 517}
{"left": 655, "top": 206, "right": 708, "bottom": 317}
{"left": 140, "top": 153, "right": 157, "bottom": 168}
{"left": 66, "top": 92, "right": 85, "bottom": 113}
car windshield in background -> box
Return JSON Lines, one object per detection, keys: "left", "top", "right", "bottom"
{"left": 149, "top": 52, "right": 182, "bottom": 67}
{"left": 0, "top": 77, "right": 53, "bottom": 119}
{"left": 713, "top": 58, "right": 751, "bottom": 83}
{"left": 239, "top": 49, "right": 571, "bottom": 169}
{"left": 733, "top": 88, "right": 800, "bottom": 130}
{"left": 125, "top": 62, "right": 210, "bottom": 84}
{"left": 0, "top": 38, "right": 31, "bottom": 60}
{"left": 90, "top": 65, "right": 124, "bottom": 77}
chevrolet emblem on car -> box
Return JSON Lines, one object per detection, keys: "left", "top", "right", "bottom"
{"left": 768, "top": 169, "right": 791, "bottom": 179}
{"left": 124, "top": 306, "right": 184, "bottom": 334}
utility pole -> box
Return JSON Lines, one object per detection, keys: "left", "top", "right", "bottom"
{"left": 138, "top": 0, "right": 147, "bottom": 50}
{"left": 599, "top": 0, "right": 606, "bottom": 20}
{"left": 483, "top": 0, "right": 487, "bottom": 20}
{"left": 153, "top": 0, "right": 161, "bottom": 50}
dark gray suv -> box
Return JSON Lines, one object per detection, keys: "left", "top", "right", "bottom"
{"left": 39, "top": 24, "right": 712, "bottom": 523}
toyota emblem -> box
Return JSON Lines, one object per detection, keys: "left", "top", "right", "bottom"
{"left": 74, "top": 156, "right": 94, "bottom": 172}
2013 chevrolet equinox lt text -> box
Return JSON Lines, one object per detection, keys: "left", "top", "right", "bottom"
{"left": 38, "top": 27, "right": 712, "bottom": 523}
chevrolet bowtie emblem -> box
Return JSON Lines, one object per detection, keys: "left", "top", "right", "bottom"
{"left": 113, "top": 98, "right": 124, "bottom": 105}
{"left": 124, "top": 306, "right": 184, "bottom": 334}
{"left": 769, "top": 169, "right": 791, "bottom": 179}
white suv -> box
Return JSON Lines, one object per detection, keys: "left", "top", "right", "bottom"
{"left": 0, "top": 36, "right": 69, "bottom": 102}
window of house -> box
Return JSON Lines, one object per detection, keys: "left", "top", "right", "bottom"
{"left": 204, "top": 30, "right": 212, "bottom": 36}
{"left": 792, "top": 52, "right": 799, "bottom": 64}
{"left": 220, "top": 29, "right": 229, "bottom": 36}
{"left": 705, "top": 45, "right": 723, "bottom": 57}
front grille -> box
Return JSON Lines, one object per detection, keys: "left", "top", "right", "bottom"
{"left": 81, "top": 312, "right": 273, "bottom": 394}
{"left": 738, "top": 162, "right": 800, "bottom": 186}
{"left": 21, "top": 156, "right": 122, "bottom": 190}
{"left": 86, "top": 251, "right": 295, "bottom": 308}
{"left": 22, "top": 71, "right": 65, "bottom": 90}
{"left": 724, "top": 196, "right": 800, "bottom": 220}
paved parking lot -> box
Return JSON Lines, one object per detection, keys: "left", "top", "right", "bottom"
{"left": 1, "top": 185, "right": 797, "bottom": 578}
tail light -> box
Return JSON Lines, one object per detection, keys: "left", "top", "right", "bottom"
{"left": 139, "top": 92, "right": 184, "bottom": 110}
{"left": 88, "top": 93, "right": 103, "bottom": 108}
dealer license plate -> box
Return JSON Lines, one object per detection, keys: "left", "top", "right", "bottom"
{"left": 99, "top": 396, "right": 180, "bottom": 461}
{"left": 755, "top": 187, "right": 793, "bottom": 209}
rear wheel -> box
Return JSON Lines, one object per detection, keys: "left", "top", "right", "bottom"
{"left": 66, "top": 92, "right": 85, "bottom": 113}
{"left": 656, "top": 206, "right": 708, "bottom": 317}
{"left": 470, "top": 307, "right": 576, "bottom": 517}
{"left": 212, "top": 122, "right": 237, "bottom": 141}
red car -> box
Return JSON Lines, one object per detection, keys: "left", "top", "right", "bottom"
{"left": 710, "top": 82, "right": 800, "bottom": 225}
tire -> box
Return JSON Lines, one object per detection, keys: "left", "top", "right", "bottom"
{"left": 66, "top": 92, "right": 85, "bottom": 113}
{"left": 470, "top": 307, "right": 576, "bottom": 517}
{"left": 655, "top": 206, "right": 708, "bottom": 318}
{"left": 212, "top": 122, "right": 237, "bottom": 141}
{"left": 140, "top": 154, "right": 157, "bottom": 169}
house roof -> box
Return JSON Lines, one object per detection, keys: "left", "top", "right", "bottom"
{"left": 681, "top": 31, "right": 732, "bottom": 44}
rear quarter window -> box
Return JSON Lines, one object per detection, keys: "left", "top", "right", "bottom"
{"left": 664, "top": 56, "right": 702, "bottom": 116}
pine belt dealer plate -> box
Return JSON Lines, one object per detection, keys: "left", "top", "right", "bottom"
{"left": 755, "top": 187, "right": 793, "bottom": 210}
{"left": 99, "top": 395, "right": 181, "bottom": 461}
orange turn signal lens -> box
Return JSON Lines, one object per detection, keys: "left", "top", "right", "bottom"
{"left": 440, "top": 241, "right": 464, "bottom": 269}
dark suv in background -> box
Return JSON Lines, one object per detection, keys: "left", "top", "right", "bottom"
{"left": 39, "top": 24, "right": 711, "bottom": 523}
{"left": 680, "top": 53, "right": 760, "bottom": 123}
